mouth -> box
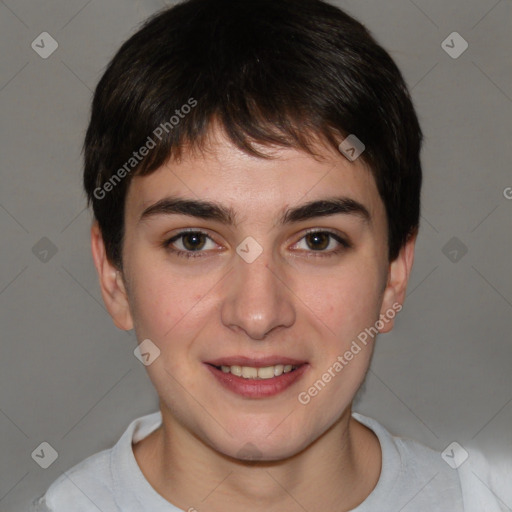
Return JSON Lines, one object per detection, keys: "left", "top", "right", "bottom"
{"left": 209, "top": 363, "right": 299, "bottom": 379}
{"left": 204, "top": 358, "right": 309, "bottom": 398}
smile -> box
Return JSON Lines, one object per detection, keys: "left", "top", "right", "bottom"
{"left": 204, "top": 362, "right": 309, "bottom": 398}
{"left": 216, "top": 364, "right": 298, "bottom": 379}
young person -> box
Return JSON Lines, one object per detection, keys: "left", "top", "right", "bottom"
{"left": 33, "top": 0, "right": 504, "bottom": 510}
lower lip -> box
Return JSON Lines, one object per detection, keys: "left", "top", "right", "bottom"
{"left": 205, "top": 364, "right": 309, "bottom": 398}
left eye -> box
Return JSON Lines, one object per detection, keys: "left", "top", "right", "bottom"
{"left": 293, "top": 231, "right": 349, "bottom": 253}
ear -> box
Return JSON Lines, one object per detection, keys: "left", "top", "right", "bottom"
{"left": 378, "top": 233, "right": 416, "bottom": 334}
{"left": 90, "top": 221, "right": 134, "bottom": 331}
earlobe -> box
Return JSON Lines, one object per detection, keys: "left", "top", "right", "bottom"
{"left": 90, "top": 222, "right": 134, "bottom": 331}
{"left": 378, "top": 234, "right": 417, "bottom": 333}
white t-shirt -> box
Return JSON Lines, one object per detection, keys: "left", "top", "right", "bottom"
{"left": 31, "top": 411, "right": 508, "bottom": 512}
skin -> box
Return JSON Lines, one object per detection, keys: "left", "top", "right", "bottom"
{"left": 91, "top": 126, "right": 416, "bottom": 512}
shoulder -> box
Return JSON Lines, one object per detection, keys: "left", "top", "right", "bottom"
{"left": 31, "top": 448, "right": 117, "bottom": 512}
{"left": 31, "top": 410, "right": 163, "bottom": 512}
{"left": 394, "top": 434, "right": 464, "bottom": 504}
{"left": 395, "top": 434, "right": 509, "bottom": 511}
{"left": 353, "top": 412, "right": 508, "bottom": 511}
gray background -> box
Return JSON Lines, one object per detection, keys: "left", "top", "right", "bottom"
{"left": 1, "top": 0, "right": 511, "bottom": 510}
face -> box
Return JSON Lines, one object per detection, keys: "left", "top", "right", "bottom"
{"left": 92, "top": 127, "right": 414, "bottom": 461}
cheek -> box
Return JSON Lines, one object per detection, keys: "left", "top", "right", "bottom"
{"left": 126, "top": 263, "right": 212, "bottom": 392}
{"left": 126, "top": 258, "right": 206, "bottom": 341}
{"left": 299, "top": 259, "right": 385, "bottom": 344}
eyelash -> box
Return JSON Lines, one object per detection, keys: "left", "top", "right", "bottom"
{"left": 162, "top": 228, "right": 351, "bottom": 260}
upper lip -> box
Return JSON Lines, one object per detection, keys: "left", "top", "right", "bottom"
{"left": 205, "top": 356, "right": 307, "bottom": 368}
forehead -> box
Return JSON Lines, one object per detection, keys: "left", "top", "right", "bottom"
{"left": 125, "top": 128, "right": 383, "bottom": 223}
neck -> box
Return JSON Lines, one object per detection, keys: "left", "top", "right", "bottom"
{"left": 133, "top": 406, "right": 382, "bottom": 512}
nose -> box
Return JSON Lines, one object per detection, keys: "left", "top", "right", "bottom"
{"left": 220, "top": 249, "right": 296, "bottom": 340}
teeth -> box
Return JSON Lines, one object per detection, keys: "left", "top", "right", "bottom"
{"left": 242, "top": 366, "right": 258, "bottom": 379}
{"left": 274, "top": 364, "right": 284, "bottom": 376}
{"left": 218, "top": 364, "right": 298, "bottom": 379}
{"left": 257, "top": 366, "right": 275, "bottom": 379}
{"left": 230, "top": 365, "right": 242, "bottom": 377}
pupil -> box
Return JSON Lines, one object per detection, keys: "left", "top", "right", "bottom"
{"left": 307, "top": 232, "right": 329, "bottom": 250}
{"left": 183, "top": 233, "right": 205, "bottom": 251}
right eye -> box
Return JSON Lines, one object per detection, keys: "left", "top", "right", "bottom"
{"left": 162, "top": 230, "right": 220, "bottom": 259}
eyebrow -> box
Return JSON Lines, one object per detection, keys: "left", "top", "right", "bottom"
{"left": 139, "top": 196, "right": 371, "bottom": 226}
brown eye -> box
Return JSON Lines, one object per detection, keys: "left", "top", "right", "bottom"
{"left": 305, "top": 232, "right": 330, "bottom": 251}
{"left": 162, "top": 230, "right": 218, "bottom": 258}
{"left": 291, "top": 230, "right": 351, "bottom": 257}
{"left": 181, "top": 232, "right": 207, "bottom": 251}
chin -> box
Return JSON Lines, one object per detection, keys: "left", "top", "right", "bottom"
{"left": 205, "top": 423, "right": 314, "bottom": 463}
